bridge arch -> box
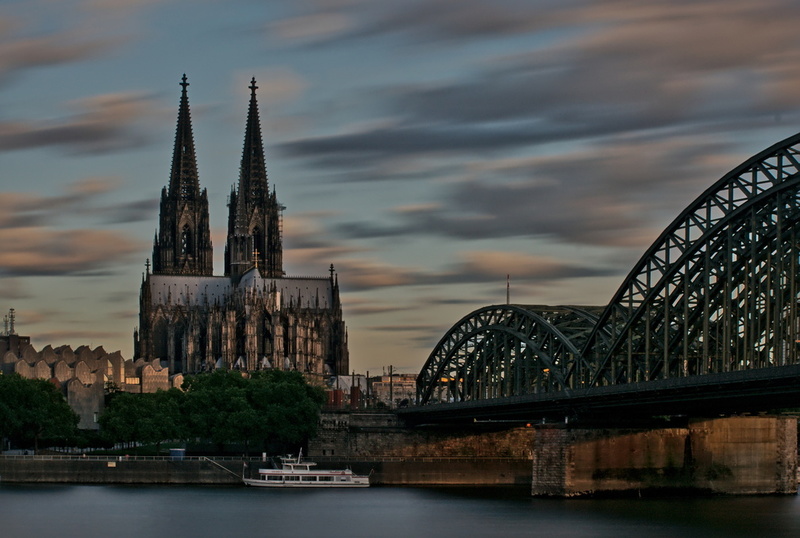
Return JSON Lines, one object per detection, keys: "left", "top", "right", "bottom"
{"left": 417, "top": 131, "right": 800, "bottom": 407}
{"left": 582, "top": 131, "right": 800, "bottom": 387}
{"left": 416, "top": 305, "right": 601, "bottom": 405}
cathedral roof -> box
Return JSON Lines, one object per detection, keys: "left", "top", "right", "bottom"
{"left": 147, "top": 274, "right": 335, "bottom": 309}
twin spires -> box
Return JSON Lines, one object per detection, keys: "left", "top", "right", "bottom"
{"left": 153, "top": 75, "right": 284, "bottom": 280}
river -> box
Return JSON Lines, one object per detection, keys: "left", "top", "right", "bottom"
{"left": 1, "top": 484, "right": 799, "bottom": 537}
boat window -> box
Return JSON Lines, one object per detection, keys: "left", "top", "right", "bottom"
{"left": 285, "top": 476, "right": 300, "bottom": 481}
{"left": 318, "top": 476, "right": 333, "bottom": 482}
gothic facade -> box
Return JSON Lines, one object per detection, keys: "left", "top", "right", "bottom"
{"left": 134, "top": 76, "right": 348, "bottom": 379}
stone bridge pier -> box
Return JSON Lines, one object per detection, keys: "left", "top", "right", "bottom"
{"left": 310, "top": 412, "right": 796, "bottom": 494}
{"left": 532, "top": 416, "right": 797, "bottom": 496}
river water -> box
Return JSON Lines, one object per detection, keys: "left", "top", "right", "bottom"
{"left": 1, "top": 484, "right": 800, "bottom": 537}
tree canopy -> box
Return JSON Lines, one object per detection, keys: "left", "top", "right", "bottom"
{"left": 99, "top": 369, "right": 326, "bottom": 454}
{"left": 99, "top": 388, "right": 185, "bottom": 451}
{"left": 0, "top": 373, "right": 79, "bottom": 451}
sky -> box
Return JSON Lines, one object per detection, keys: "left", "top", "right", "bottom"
{"left": 4, "top": 0, "right": 800, "bottom": 375}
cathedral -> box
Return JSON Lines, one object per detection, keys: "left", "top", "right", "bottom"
{"left": 134, "top": 75, "right": 348, "bottom": 380}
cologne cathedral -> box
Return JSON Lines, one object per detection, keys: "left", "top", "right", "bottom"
{"left": 134, "top": 75, "right": 348, "bottom": 380}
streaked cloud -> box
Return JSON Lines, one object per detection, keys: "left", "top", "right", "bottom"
{"left": 267, "top": 12, "right": 353, "bottom": 45}
{"left": 0, "top": 178, "right": 156, "bottom": 227}
{"left": 0, "top": 92, "right": 157, "bottom": 154}
{"left": 0, "top": 227, "right": 142, "bottom": 276}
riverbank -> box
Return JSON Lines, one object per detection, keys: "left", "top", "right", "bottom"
{"left": 0, "top": 455, "right": 532, "bottom": 487}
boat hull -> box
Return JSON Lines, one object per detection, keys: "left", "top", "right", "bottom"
{"left": 243, "top": 477, "right": 370, "bottom": 488}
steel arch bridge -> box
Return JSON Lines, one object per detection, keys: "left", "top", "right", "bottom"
{"left": 416, "top": 131, "right": 800, "bottom": 412}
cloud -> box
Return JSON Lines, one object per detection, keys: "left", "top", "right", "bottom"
{"left": 234, "top": 68, "right": 308, "bottom": 106}
{"left": 0, "top": 92, "right": 158, "bottom": 154}
{"left": 451, "top": 251, "right": 611, "bottom": 282}
{"left": 267, "top": 12, "right": 353, "bottom": 45}
{"left": 82, "top": 0, "right": 162, "bottom": 11}
{"left": 0, "top": 33, "right": 115, "bottom": 84}
{"left": 278, "top": 0, "right": 800, "bottom": 173}
{"left": 0, "top": 177, "right": 157, "bottom": 227}
{"left": 100, "top": 197, "right": 159, "bottom": 224}
{"left": 270, "top": 0, "right": 565, "bottom": 46}
{"left": 330, "top": 257, "right": 419, "bottom": 291}
{"left": 0, "top": 227, "right": 143, "bottom": 276}
{"left": 31, "top": 329, "right": 127, "bottom": 352}
{"left": 0, "top": 177, "right": 147, "bottom": 277}
{"left": 0, "top": 278, "right": 32, "bottom": 300}
{"left": 331, "top": 135, "right": 737, "bottom": 249}
{"left": 0, "top": 5, "right": 125, "bottom": 84}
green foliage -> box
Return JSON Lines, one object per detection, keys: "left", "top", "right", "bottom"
{"left": 100, "top": 388, "right": 186, "bottom": 451}
{"left": 0, "top": 374, "right": 79, "bottom": 451}
{"left": 182, "top": 370, "right": 252, "bottom": 449}
{"left": 98, "top": 369, "right": 326, "bottom": 454}
{"left": 246, "top": 370, "right": 326, "bottom": 446}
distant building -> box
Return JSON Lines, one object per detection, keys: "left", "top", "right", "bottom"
{"left": 134, "top": 76, "right": 348, "bottom": 380}
{"left": 370, "top": 373, "right": 417, "bottom": 408}
{"left": 0, "top": 308, "right": 29, "bottom": 357}
{"left": 1, "top": 339, "right": 178, "bottom": 430}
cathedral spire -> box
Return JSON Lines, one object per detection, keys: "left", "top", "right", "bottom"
{"left": 225, "top": 77, "right": 284, "bottom": 280}
{"left": 169, "top": 74, "right": 201, "bottom": 200}
{"left": 239, "top": 77, "right": 268, "bottom": 205}
{"left": 152, "top": 75, "right": 213, "bottom": 276}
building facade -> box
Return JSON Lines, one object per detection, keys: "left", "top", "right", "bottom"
{"left": 134, "top": 76, "right": 348, "bottom": 379}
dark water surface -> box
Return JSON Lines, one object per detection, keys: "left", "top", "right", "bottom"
{"left": 1, "top": 484, "right": 799, "bottom": 537}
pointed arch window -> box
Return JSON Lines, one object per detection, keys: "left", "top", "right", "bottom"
{"left": 181, "top": 224, "right": 193, "bottom": 256}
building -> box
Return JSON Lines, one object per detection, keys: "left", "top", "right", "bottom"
{"left": 1, "top": 342, "right": 177, "bottom": 430}
{"left": 1, "top": 308, "right": 178, "bottom": 430}
{"left": 0, "top": 309, "right": 30, "bottom": 357}
{"left": 134, "top": 76, "right": 348, "bottom": 380}
{"left": 370, "top": 373, "right": 417, "bottom": 408}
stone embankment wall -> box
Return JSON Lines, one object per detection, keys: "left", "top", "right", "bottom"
{"left": 310, "top": 411, "right": 534, "bottom": 458}
{"left": 532, "top": 416, "right": 798, "bottom": 497}
{"left": 0, "top": 457, "right": 243, "bottom": 485}
{"left": 308, "top": 411, "right": 534, "bottom": 486}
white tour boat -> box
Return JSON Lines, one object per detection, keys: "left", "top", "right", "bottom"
{"left": 243, "top": 451, "right": 370, "bottom": 488}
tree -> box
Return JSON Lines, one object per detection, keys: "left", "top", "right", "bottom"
{"left": 99, "top": 389, "right": 187, "bottom": 453}
{"left": 96, "top": 369, "right": 327, "bottom": 455}
{"left": 182, "top": 370, "right": 261, "bottom": 452}
{"left": 246, "top": 370, "right": 326, "bottom": 449}
{"left": 181, "top": 369, "right": 326, "bottom": 454}
{"left": 0, "top": 374, "right": 79, "bottom": 452}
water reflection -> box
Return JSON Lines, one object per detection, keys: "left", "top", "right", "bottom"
{"left": 1, "top": 485, "right": 798, "bottom": 538}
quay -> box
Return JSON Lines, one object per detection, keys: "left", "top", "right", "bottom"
{"left": 0, "top": 454, "right": 532, "bottom": 487}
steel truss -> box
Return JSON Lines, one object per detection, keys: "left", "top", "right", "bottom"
{"left": 417, "top": 305, "right": 602, "bottom": 405}
{"left": 417, "top": 131, "right": 800, "bottom": 405}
